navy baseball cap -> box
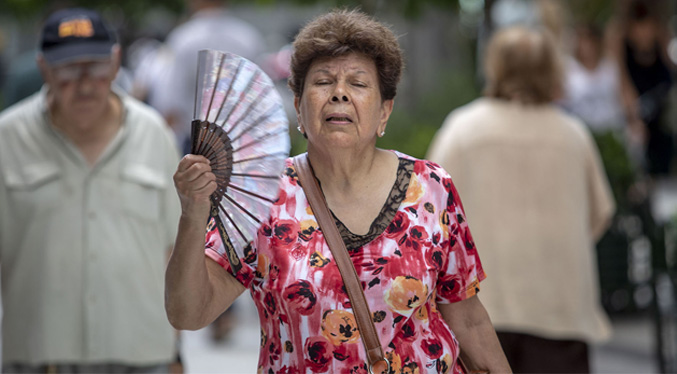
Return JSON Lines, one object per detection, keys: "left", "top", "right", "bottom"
{"left": 40, "top": 8, "right": 117, "bottom": 65}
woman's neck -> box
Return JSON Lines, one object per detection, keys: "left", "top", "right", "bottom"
{"left": 307, "top": 145, "right": 390, "bottom": 193}
{"left": 580, "top": 56, "right": 601, "bottom": 71}
{"left": 306, "top": 145, "right": 400, "bottom": 235}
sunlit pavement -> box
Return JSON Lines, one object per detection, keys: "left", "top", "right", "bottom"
{"left": 180, "top": 297, "right": 260, "bottom": 373}
{"left": 180, "top": 297, "right": 658, "bottom": 374}
{"left": 592, "top": 313, "right": 658, "bottom": 374}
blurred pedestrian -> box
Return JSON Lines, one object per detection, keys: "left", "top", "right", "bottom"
{"left": 166, "top": 9, "right": 511, "bottom": 373}
{"left": 129, "top": 38, "right": 174, "bottom": 108}
{"left": 127, "top": 7, "right": 179, "bottom": 109}
{"left": 562, "top": 23, "right": 637, "bottom": 210}
{"left": 0, "top": 8, "right": 181, "bottom": 373}
{"left": 155, "top": 0, "right": 267, "bottom": 155}
{"left": 608, "top": 0, "right": 676, "bottom": 177}
{"left": 427, "top": 26, "right": 615, "bottom": 373}
{"left": 563, "top": 23, "right": 626, "bottom": 135}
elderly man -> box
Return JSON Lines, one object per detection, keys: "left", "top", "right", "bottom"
{"left": 0, "top": 8, "right": 181, "bottom": 373}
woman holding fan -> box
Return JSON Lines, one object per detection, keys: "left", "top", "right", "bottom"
{"left": 166, "top": 9, "right": 510, "bottom": 373}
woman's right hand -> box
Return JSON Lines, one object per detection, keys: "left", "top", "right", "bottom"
{"left": 173, "top": 154, "right": 217, "bottom": 220}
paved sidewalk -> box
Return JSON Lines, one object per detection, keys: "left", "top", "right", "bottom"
{"left": 180, "top": 297, "right": 660, "bottom": 373}
{"left": 591, "top": 313, "right": 658, "bottom": 373}
{"left": 180, "top": 297, "right": 259, "bottom": 373}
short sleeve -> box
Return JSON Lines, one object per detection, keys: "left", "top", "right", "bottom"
{"left": 204, "top": 162, "right": 293, "bottom": 289}
{"left": 435, "top": 177, "right": 487, "bottom": 304}
{"left": 204, "top": 217, "right": 258, "bottom": 289}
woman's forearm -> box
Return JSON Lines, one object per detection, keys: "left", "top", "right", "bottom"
{"left": 165, "top": 213, "right": 215, "bottom": 329}
{"left": 456, "top": 313, "right": 512, "bottom": 373}
{"left": 439, "top": 297, "right": 512, "bottom": 373}
{"left": 166, "top": 154, "right": 245, "bottom": 329}
{"left": 165, "top": 214, "right": 244, "bottom": 330}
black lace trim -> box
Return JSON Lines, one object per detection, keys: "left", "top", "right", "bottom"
{"left": 333, "top": 157, "right": 414, "bottom": 251}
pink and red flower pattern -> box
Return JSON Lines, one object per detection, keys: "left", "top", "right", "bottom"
{"left": 205, "top": 152, "right": 485, "bottom": 373}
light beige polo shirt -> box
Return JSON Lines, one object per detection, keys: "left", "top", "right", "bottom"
{"left": 0, "top": 87, "right": 181, "bottom": 365}
{"left": 427, "top": 98, "right": 615, "bottom": 343}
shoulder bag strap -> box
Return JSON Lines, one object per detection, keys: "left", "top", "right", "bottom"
{"left": 293, "top": 154, "right": 389, "bottom": 374}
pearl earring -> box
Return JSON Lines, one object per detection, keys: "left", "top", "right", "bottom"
{"left": 297, "top": 126, "right": 302, "bottom": 133}
{"left": 380, "top": 131, "right": 385, "bottom": 137}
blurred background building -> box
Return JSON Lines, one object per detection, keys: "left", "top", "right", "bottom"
{"left": 1, "top": 0, "right": 677, "bottom": 372}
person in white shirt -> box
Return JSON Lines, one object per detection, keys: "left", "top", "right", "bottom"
{"left": 563, "top": 24, "right": 626, "bottom": 134}
{"left": 0, "top": 8, "right": 181, "bottom": 373}
{"left": 155, "top": 0, "right": 267, "bottom": 155}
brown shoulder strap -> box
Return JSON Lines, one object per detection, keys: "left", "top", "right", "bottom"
{"left": 293, "top": 154, "right": 388, "bottom": 374}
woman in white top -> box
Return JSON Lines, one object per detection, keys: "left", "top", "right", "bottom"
{"left": 563, "top": 24, "right": 626, "bottom": 134}
{"left": 427, "top": 26, "right": 615, "bottom": 373}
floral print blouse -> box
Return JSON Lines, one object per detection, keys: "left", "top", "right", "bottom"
{"left": 205, "top": 151, "right": 486, "bottom": 374}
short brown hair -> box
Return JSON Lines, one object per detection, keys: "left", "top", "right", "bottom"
{"left": 288, "top": 9, "right": 404, "bottom": 101}
{"left": 484, "top": 26, "right": 563, "bottom": 104}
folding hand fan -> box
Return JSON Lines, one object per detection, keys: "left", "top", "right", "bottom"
{"left": 191, "top": 49, "right": 290, "bottom": 274}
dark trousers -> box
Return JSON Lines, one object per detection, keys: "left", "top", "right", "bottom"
{"left": 497, "top": 331, "right": 590, "bottom": 374}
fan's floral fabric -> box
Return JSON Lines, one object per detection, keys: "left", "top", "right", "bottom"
{"left": 205, "top": 151, "right": 486, "bottom": 374}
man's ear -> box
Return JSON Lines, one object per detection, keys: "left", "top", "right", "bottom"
{"left": 111, "top": 44, "right": 122, "bottom": 75}
{"left": 36, "top": 54, "right": 50, "bottom": 81}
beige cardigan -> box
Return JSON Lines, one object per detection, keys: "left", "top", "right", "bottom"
{"left": 427, "top": 98, "right": 615, "bottom": 343}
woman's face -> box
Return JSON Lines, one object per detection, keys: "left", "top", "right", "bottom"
{"left": 295, "top": 53, "right": 393, "bottom": 150}
{"left": 575, "top": 33, "right": 601, "bottom": 67}
{"left": 628, "top": 20, "right": 658, "bottom": 52}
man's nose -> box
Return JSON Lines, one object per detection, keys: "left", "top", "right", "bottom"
{"left": 76, "top": 74, "right": 96, "bottom": 93}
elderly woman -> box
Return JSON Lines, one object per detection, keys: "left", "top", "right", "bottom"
{"left": 166, "top": 9, "right": 510, "bottom": 373}
{"left": 427, "top": 26, "right": 615, "bottom": 373}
